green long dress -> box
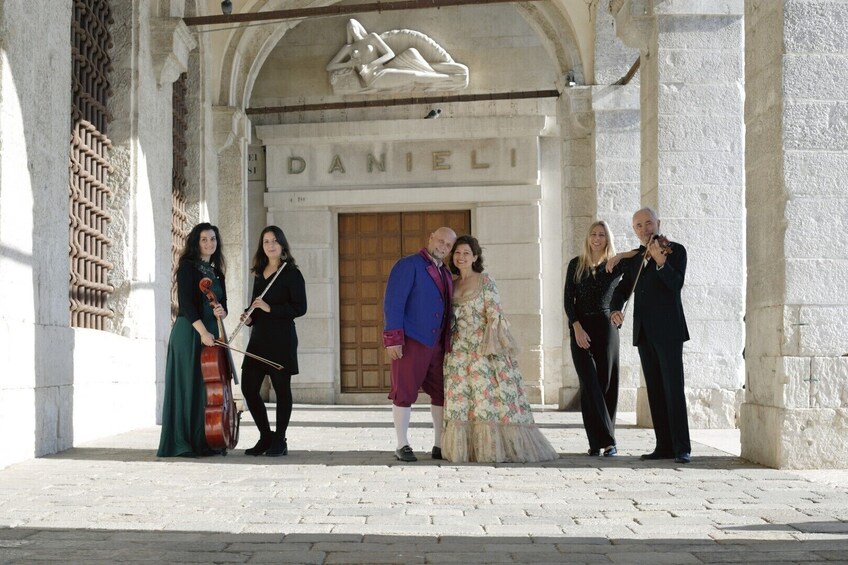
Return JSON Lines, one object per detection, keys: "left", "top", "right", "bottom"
{"left": 157, "top": 261, "right": 223, "bottom": 457}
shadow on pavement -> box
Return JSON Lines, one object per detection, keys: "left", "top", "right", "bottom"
{"left": 1, "top": 527, "right": 847, "bottom": 563}
{"left": 45, "top": 447, "right": 760, "bottom": 470}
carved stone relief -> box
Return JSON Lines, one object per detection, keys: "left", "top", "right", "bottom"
{"left": 326, "top": 19, "right": 469, "bottom": 94}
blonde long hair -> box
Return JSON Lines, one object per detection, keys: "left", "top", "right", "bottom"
{"left": 574, "top": 220, "right": 616, "bottom": 282}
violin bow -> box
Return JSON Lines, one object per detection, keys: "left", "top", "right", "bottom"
{"left": 213, "top": 339, "right": 283, "bottom": 371}
{"left": 619, "top": 247, "right": 648, "bottom": 327}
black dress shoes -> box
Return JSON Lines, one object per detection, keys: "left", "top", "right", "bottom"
{"left": 431, "top": 446, "right": 443, "bottom": 460}
{"left": 588, "top": 448, "right": 601, "bottom": 456}
{"left": 395, "top": 445, "right": 417, "bottom": 462}
{"left": 640, "top": 450, "right": 675, "bottom": 461}
{"left": 265, "top": 436, "right": 288, "bottom": 457}
{"left": 245, "top": 435, "right": 273, "bottom": 456}
{"left": 674, "top": 452, "right": 691, "bottom": 464}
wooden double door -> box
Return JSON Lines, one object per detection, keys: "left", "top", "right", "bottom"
{"left": 339, "top": 210, "right": 471, "bottom": 393}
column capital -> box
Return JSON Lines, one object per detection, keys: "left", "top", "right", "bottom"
{"left": 560, "top": 87, "right": 594, "bottom": 137}
{"left": 212, "top": 106, "right": 250, "bottom": 153}
{"left": 151, "top": 19, "right": 196, "bottom": 85}
{"left": 609, "top": 0, "right": 653, "bottom": 52}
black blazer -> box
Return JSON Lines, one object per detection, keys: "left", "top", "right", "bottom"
{"left": 610, "top": 242, "right": 689, "bottom": 346}
{"left": 176, "top": 260, "right": 227, "bottom": 323}
{"left": 243, "top": 264, "right": 307, "bottom": 374}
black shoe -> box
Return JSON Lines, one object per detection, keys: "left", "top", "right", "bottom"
{"left": 640, "top": 450, "right": 675, "bottom": 460}
{"left": 395, "top": 445, "right": 417, "bottom": 462}
{"left": 674, "top": 452, "right": 691, "bottom": 464}
{"left": 265, "top": 436, "right": 288, "bottom": 457}
{"left": 432, "top": 446, "right": 443, "bottom": 460}
{"left": 245, "top": 435, "right": 273, "bottom": 456}
{"left": 603, "top": 446, "right": 618, "bottom": 457}
{"left": 588, "top": 448, "right": 601, "bottom": 456}
{"left": 200, "top": 447, "right": 222, "bottom": 457}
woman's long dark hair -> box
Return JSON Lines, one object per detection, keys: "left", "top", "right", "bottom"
{"left": 251, "top": 225, "right": 298, "bottom": 276}
{"left": 448, "top": 234, "right": 484, "bottom": 275}
{"left": 179, "top": 222, "right": 226, "bottom": 276}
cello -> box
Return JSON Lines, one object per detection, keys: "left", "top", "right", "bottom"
{"left": 199, "top": 278, "right": 240, "bottom": 452}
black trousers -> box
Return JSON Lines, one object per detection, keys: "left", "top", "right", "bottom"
{"left": 570, "top": 313, "right": 619, "bottom": 451}
{"left": 637, "top": 338, "right": 691, "bottom": 456}
{"left": 241, "top": 366, "right": 293, "bottom": 440}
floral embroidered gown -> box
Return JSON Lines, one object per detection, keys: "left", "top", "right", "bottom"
{"left": 442, "top": 273, "right": 558, "bottom": 463}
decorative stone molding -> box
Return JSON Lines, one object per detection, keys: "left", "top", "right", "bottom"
{"left": 608, "top": 0, "right": 652, "bottom": 52}
{"left": 152, "top": 19, "right": 196, "bottom": 86}
{"left": 561, "top": 88, "right": 594, "bottom": 137}
{"left": 213, "top": 106, "right": 249, "bottom": 153}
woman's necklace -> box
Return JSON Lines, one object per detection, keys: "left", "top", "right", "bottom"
{"left": 590, "top": 257, "right": 603, "bottom": 276}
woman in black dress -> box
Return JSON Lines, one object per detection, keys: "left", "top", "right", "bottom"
{"left": 158, "top": 223, "right": 228, "bottom": 457}
{"left": 241, "top": 226, "right": 307, "bottom": 456}
{"left": 564, "top": 221, "right": 631, "bottom": 457}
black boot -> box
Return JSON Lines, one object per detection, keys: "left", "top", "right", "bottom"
{"left": 265, "top": 434, "right": 288, "bottom": 457}
{"left": 245, "top": 434, "right": 273, "bottom": 456}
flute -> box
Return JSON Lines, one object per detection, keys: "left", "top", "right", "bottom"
{"left": 228, "top": 262, "right": 286, "bottom": 343}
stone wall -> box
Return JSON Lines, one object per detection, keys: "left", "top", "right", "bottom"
{"left": 741, "top": 0, "right": 848, "bottom": 469}
{"left": 612, "top": 0, "right": 746, "bottom": 429}
{"left": 0, "top": 0, "right": 75, "bottom": 466}
{"left": 0, "top": 0, "right": 201, "bottom": 468}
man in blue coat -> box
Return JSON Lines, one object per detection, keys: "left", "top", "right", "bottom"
{"left": 611, "top": 207, "right": 692, "bottom": 464}
{"left": 383, "top": 226, "right": 457, "bottom": 462}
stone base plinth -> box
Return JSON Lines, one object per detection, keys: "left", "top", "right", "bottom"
{"left": 557, "top": 386, "right": 580, "bottom": 411}
{"left": 740, "top": 403, "right": 848, "bottom": 469}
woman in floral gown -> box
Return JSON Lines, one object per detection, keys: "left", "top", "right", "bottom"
{"left": 442, "top": 235, "right": 558, "bottom": 463}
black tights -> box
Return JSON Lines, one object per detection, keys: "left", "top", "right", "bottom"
{"left": 241, "top": 366, "right": 293, "bottom": 440}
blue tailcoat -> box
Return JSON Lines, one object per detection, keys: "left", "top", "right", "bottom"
{"left": 382, "top": 249, "right": 453, "bottom": 351}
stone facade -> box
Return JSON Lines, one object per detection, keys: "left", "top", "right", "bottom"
{"left": 1, "top": 0, "right": 847, "bottom": 470}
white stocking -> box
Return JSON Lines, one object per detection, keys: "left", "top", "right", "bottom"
{"left": 392, "top": 405, "right": 412, "bottom": 449}
{"left": 430, "top": 404, "right": 444, "bottom": 448}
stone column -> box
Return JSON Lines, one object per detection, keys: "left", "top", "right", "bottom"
{"left": 741, "top": 0, "right": 848, "bottom": 469}
{"left": 213, "top": 107, "right": 251, "bottom": 349}
{"left": 558, "top": 85, "right": 642, "bottom": 412}
{"left": 611, "top": 0, "right": 746, "bottom": 428}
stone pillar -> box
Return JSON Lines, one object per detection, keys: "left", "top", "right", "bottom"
{"left": 0, "top": 0, "right": 75, "bottom": 467}
{"left": 558, "top": 88, "right": 593, "bottom": 409}
{"left": 611, "top": 0, "right": 746, "bottom": 428}
{"left": 558, "top": 85, "right": 642, "bottom": 412}
{"left": 741, "top": 0, "right": 848, "bottom": 469}
{"left": 213, "top": 107, "right": 251, "bottom": 352}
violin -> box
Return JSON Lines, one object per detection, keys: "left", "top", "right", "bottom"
{"left": 616, "top": 233, "right": 673, "bottom": 327}
{"left": 652, "top": 234, "right": 674, "bottom": 256}
{"left": 199, "top": 278, "right": 240, "bottom": 452}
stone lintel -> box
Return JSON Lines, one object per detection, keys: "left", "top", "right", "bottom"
{"left": 256, "top": 116, "right": 553, "bottom": 145}
{"left": 654, "top": 0, "right": 743, "bottom": 16}
{"left": 590, "top": 84, "right": 640, "bottom": 112}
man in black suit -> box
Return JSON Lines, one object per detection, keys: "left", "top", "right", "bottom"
{"left": 610, "top": 207, "right": 691, "bottom": 463}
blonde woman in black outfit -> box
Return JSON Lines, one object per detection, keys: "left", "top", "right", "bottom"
{"left": 241, "top": 226, "right": 307, "bottom": 456}
{"left": 564, "top": 221, "right": 633, "bottom": 457}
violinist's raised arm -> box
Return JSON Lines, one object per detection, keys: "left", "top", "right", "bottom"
{"left": 615, "top": 207, "right": 692, "bottom": 464}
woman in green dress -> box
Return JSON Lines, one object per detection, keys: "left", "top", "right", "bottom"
{"left": 157, "top": 223, "right": 228, "bottom": 457}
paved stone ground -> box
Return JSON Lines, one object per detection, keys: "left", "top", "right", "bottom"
{"left": 1, "top": 406, "right": 847, "bottom": 564}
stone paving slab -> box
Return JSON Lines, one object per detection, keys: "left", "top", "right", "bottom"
{"left": 0, "top": 406, "right": 847, "bottom": 563}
